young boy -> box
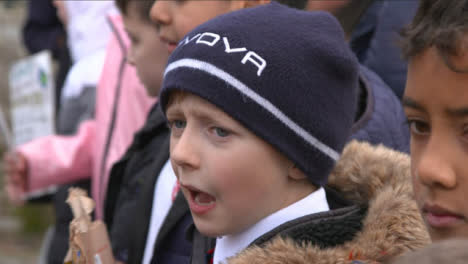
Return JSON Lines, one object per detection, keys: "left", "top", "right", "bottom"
{"left": 119, "top": 0, "right": 167, "bottom": 96}
{"left": 119, "top": 1, "right": 310, "bottom": 264}
{"left": 102, "top": 0, "right": 169, "bottom": 263}
{"left": 159, "top": 3, "right": 429, "bottom": 264}
{"left": 401, "top": 0, "right": 468, "bottom": 242}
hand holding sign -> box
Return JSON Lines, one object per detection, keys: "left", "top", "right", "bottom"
{"left": 2, "top": 151, "right": 28, "bottom": 205}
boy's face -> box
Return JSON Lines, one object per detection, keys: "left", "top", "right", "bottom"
{"left": 166, "top": 93, "right": 314, "bottom": 237}
{"left": 150, "top": 0, "right": 264, "bottom": 55}
{"left": 404, "top": 47, "right": 468, "bottom": 242}
{"left": 123, "top": 3, "right": 168, "bottom": 96}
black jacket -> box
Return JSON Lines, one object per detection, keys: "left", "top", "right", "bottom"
{"left": 189, "top": 188, "right": 367, "bottom": 264}
{"left": 105, "top": 103, "right": 192, "bottom": 263}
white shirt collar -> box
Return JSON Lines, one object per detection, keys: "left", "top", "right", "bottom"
{"left": 213, "top": 187, "right": 329, "bottom": 264}
{"left": 142, "top": 160, "right": 177, "bottom": 264}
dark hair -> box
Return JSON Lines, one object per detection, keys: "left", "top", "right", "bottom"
{"left": 401, "top": 0, "right": 468, "bottom": 72}
{"left": 115, "top": 0, "right": 155, "bottom": 22}
{"left": 274, "top": 0, "right": 308, "bottom": 10}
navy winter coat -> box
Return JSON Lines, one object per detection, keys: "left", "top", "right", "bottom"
{"left": 350, "top": 1, "right": 419, "bottom": 98}
{"left": 350, "top": 65, "right": 409, "bottom": 153}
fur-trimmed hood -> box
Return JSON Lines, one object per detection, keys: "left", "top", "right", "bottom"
{"left": 228, "top": 141, "right": 431, "bottom": 264}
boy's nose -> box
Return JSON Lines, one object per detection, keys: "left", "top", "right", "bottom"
{"left": 170, "top": 128, "right": 201, "bottom": 170}
{"left": 415, "top": 137, "right": 457, "bottom": 190}
{"left": 150, "top": 0, "right": 171, "bottom": 30}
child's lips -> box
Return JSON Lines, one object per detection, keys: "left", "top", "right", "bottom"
{"left": 423, "top": 204, "right": 465, "bottom": 228}
{"left": 167, "top": 42, "right": 178, "bottom": 54}
{"left": 160, "top": 36, "right": 178, "bottom": 54}
{"left": 182, "top": 184, "right": 216, "bottom": 215}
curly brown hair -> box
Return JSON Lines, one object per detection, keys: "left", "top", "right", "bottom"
{"left": 400, "top": 0, "right": 468, "bottom": 72}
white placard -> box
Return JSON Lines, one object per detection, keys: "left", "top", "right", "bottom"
{"left": 8, "top": 50, "right": 55, "bottom": 146}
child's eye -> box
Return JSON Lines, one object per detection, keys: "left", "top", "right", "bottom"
{"left": 126, "top": 32, "right": 139, "bottom": 45}
{"left": 214, "top": 127, "right": 230, "bottom": 138}
{"left": 172, "top": 120, "right": 186, "bottom": 129}
{"left": 168, "top": 119, "right": 186, "bottom": 137}
{"left": 407, "top": 119, "right": 430, "bottom": 136}
{"left": 130, "top": 37, "right": 139, "bottom": 45}
{"left": 461, "top": 125, "right": 468, "bottom": 141}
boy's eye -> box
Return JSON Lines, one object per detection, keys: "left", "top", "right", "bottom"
{"left": 130, "top": 37, "right": 139, "bottom": 45}
{"left": 172, "top": 120, "right": 186, "bottom": 129}
{"left": 407, "top": 119, "right": 430, "bottom": 136}
{"left": 213, "top": 127, "right": 230, "bottom": 138}
{"left": 126, "top": 31, "right": 138, "bottom": 44}
{"left": 462, "top": 125, "right": 468, "bottom": 141}
{"left": 168, "top": 119, "right": 186, "bottom": 136}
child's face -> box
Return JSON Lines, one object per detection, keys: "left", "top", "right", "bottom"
{"left": 123, "top": 3, "right": 168, "bottom": 96}
{"left": 150, "top": 0, "right": 253, "bottom": 55}
{"left": 166, "top": 93, "right": 313, "bottom": 237}
{"left": 404, "top": 47, "right": 468, "bottom": 242}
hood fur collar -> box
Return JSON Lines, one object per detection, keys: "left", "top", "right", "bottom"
{"left": 228, "top": 141, "right": 431, "bottom": 264}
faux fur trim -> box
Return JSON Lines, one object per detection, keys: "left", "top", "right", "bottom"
{"left": 228, "top": 141, "right": 430, "bottom": 264}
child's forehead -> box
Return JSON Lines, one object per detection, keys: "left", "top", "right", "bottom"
{"left": 404, "top": 48, "right": 468, "bottom": 116}
{"left": 167, "top": 91, "right": 229, "bottom": 118}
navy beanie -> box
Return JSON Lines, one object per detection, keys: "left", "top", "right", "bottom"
{"left": 160, "top": 2, "right": 359, "bottom": 187}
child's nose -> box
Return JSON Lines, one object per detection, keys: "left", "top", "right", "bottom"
{"left": 170, "top": 128, "right": 201, "bottom": 170}
{"left": 150, "top": 0, "right": 171, "bottom": 29}
{"left": 415, "top": 136, "right": 457, "bottom": 189}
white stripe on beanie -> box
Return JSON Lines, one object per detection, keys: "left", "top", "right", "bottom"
{"left": 164, "top": 58, "right": 340, "bottom": 161}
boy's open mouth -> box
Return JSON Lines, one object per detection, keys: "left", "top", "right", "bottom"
{"left": 193, "top": 190, "right": 215, "bottom": 205}
{"left": 182, "top": 184, "right": 216, "bottom": 215}
{"left": 167, "top": 42, "right": 178, "bottom": 54}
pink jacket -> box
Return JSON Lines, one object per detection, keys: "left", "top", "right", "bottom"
{"left": 18, "top": 15, "right": 156, "bottom": 219}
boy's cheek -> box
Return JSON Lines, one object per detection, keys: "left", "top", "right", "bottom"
{"left": 411, "top": 167, "right": 421, "bottom": 195}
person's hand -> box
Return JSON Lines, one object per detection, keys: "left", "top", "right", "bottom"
{"left": 2, "top": 152, "right": 28, "bottom": 205}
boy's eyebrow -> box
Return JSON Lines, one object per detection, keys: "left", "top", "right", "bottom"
{"left": 403, "top": 96, "right": 468, "bottom": 118}
{"left": 166, "top": 102, "right": 227, "bottom": 124}
{"left": 401, "top": 96, "right": 424, "bottom": 111}
{"left": 445, "top": 106, "right": 468, "bottom": 117}
{"left": 191, "top": 108, "right": 225, "bottom": 124}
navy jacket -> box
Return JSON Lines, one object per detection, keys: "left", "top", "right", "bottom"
{"left": 350, "top": 1, "right": 418, "bottom": 98}
{"left": 22, "top": 0, "right": 66, "bottom": 59}
{"left": 350, "top": 65, "right": 409, "bottom": 153}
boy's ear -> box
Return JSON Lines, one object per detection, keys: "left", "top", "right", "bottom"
{"left": 288, "top": 164, "right": 308, "bottom": 181}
